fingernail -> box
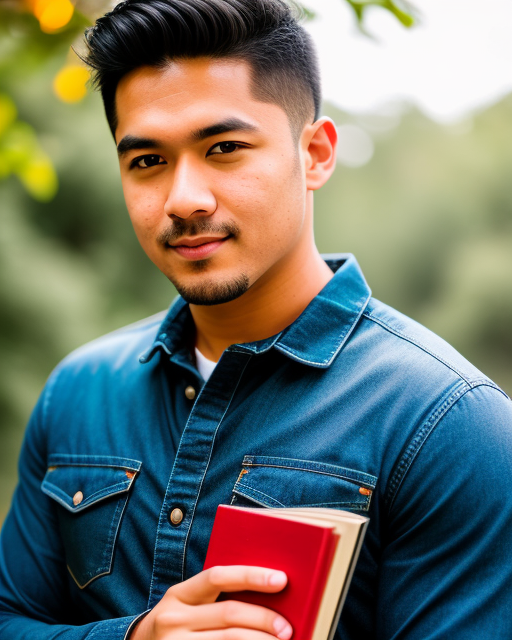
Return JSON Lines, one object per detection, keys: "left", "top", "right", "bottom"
{"left": 274, "top": 618, "right": 293, "bottom": 640}
{"left": 268, "top": 571, "right": 287, "bottom": 587}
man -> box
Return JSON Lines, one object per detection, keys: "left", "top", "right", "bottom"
{"left": 1, "top": 0, "right": 512, "bottom": 638}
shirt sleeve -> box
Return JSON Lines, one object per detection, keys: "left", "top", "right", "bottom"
{"left": 0, "top": 373, "right": 141, "bottom": 640}
{"left": 377, "top": 384, "right": 512, "bottom": 639}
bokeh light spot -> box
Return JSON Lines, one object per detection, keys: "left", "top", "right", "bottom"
{"left": 336, "top": 124, "right": 374, "bottom": 168}
{"left": 17, "top": 156, "right": 59, "bottom": 202}
{"left": 53, "top": 66, "right": 90, "bottom": 103}
{"left": 0, "top": 94, "right": 17, "bottom": 138}
{"left": 36, "top": 0, "right": 74, "bottom": 33}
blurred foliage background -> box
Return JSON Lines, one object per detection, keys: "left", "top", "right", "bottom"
{"left": 0, "top": 0, "right": 511, "bottom": 519}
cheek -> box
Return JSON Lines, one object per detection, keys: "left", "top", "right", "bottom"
{"left": 128, "top": 209, "right": 157, "bottom": 245}
{"left": 215, "top": 169, "right": 262, "bottom": 207}
{"left": 256, "top": 161, "right": 305, "bottom": 230}
{"left": 220, "top": 155, "right": 301, "bottom": 214}
{"left": 123, "top": 184, "right": 163, "bottom": 240}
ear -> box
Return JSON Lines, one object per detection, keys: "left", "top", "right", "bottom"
{"left": 302, "top": 117, "right": 337, "bottom": 191}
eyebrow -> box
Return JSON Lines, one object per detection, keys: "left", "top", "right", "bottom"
{"left": 116, "top": 117, "right": 259, "bottom": 157}
{"left": 116, "top": 135, "right": 159, "bottom": 157}
{"left": 190, "top": 117, "right": 259, "bottom": 142}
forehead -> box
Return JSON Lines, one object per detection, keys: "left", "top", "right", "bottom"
{"left": 114, "top": 57, "right": 291, "bottom": 143}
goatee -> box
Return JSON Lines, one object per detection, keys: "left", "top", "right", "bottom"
{"left": 173, "top": 273, "right": 250, "bottom": 306}
{"left": 157, "top": 218, "right": 249, "bottom": 305}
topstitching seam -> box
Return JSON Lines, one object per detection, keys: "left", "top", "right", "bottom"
{"left": 363, "top": 311, "right": 506, "bottom": 394}
{"left": 384, "top": 382, "right": 502, "bottom": 512}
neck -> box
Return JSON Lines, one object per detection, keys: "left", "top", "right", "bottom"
{"left": 190, "top": 233, "right": 333, "bottom": 363}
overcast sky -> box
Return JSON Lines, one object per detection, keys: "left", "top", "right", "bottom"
{"left": 305, "top": 0, "right": 512, "bottom": 122}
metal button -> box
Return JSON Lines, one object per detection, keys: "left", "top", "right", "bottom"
{"left": 185, "top": 386, "right": 196, "bottom": 400}
{"left": 73, "top": 491, "right": 84, "bottom": 506}
{"left": 170, "top": 508, "right": 184, "bottom": 525}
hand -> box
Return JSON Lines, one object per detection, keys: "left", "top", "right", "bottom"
{"left": 130, "top": 565, "right": 293, "bottom": 640}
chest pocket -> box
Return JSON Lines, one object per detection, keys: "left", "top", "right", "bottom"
{"left": 231, "top": 455, "right": 377, "bottom": 513}
{"left": 41, "top": 454, "right": 142, "bottom": 589}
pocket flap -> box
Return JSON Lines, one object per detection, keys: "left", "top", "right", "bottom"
{"left": 41, "top": 454, "right": 142, "bottom": 513}
{"left": 233, "top": 455, "right": 377, "bottom": 511}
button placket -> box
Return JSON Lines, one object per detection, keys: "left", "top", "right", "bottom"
{"left": 148, "top": 350, "right": 252, "bottom": 607}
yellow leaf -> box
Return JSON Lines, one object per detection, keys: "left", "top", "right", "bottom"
{"left": 53, "top": 65, "right": 90, "bottom": 103}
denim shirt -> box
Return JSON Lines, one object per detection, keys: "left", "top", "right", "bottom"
{"left": 1, "top": 254, "right": 512, "bottom": 640}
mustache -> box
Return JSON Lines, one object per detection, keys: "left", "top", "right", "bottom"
{"left": 157, "top": 219, "right": 240, "bottom": 245}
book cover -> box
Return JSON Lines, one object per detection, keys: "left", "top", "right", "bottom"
{"left": 203, "top": 505, "right": 339, "bottom": 640}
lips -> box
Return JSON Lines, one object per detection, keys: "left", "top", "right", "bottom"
{"left": 168, "top": 235, "right": 231, "bottom": 260}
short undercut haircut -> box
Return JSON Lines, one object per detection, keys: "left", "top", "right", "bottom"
{"left": 83, "top": 0, "right": 321, "bottom": 139}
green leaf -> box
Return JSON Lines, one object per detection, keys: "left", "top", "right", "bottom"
{"left": 345, "top": 0, "right": 417, "bottom": 30}
{"left": 301, "top": 6, "right": 316, "bottom": 21}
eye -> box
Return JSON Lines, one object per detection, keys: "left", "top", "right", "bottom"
{"left": 207, "top": 141, "right": 243, "bottom": 156}
{"left": 131, "top": 154, "right": 166, "bottom": 169}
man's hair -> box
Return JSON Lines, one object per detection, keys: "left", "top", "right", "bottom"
{"left": 83, "top": 0, "right": 321, "bottom": 139}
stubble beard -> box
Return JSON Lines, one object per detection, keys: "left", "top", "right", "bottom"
{"left": 157, "top": 218, "right": 250, "bottom": 306}
{"left": 172, "top": 266, "right": 250, "bottom": 306}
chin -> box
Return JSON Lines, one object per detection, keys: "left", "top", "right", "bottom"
{"left": 171, "top": 273, "right": 250, "bottom": 306}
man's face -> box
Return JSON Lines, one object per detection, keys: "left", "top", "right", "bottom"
{"left": 115, "top": 58, "right": 311, "bottom": 305}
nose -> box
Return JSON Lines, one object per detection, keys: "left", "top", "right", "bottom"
{"left": 164, "top": 156, "right": 217, "bottom": 220}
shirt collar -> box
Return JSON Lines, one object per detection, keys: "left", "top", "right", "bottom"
{"left": 140, "top": 253, "right": 371, "bottom": 369}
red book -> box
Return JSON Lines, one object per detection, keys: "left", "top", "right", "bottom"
{"left": 204, "top": 505, "right": 368, "bottom": 640}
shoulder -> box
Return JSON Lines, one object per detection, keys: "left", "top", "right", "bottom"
{"left": 358, "top": 300, "right": 512, "bottom": 509}
{"left": 360, "top": 297, "right": 502, "bottom": 391}
{"left": 40, "top": 309, "right": 172, "bottom": 411}
{"left": 54, "top": 309, "right": 168, "bottom": 376}
{"left": 347, "top": 298, "right": 511, "bottom": 500}
{"left": 31, "top": 309, "right": 173, "bottom": 446}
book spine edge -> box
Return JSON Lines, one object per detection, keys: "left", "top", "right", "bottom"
{"left": 326, "top": 521, "right": 369, "bottom": 640}
{"left": 300, "top": 530, "right": 340, "bottom": 640}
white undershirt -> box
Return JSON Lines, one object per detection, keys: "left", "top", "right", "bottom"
{"left": 195, "top": 347, "right": 217, "bottom": 382}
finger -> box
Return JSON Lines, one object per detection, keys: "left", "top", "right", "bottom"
{"left": 184, "top": 600, "right": 293, "bottom": 640}
{"left": 175, "top": 566, "right": 288, "bottom": 606}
